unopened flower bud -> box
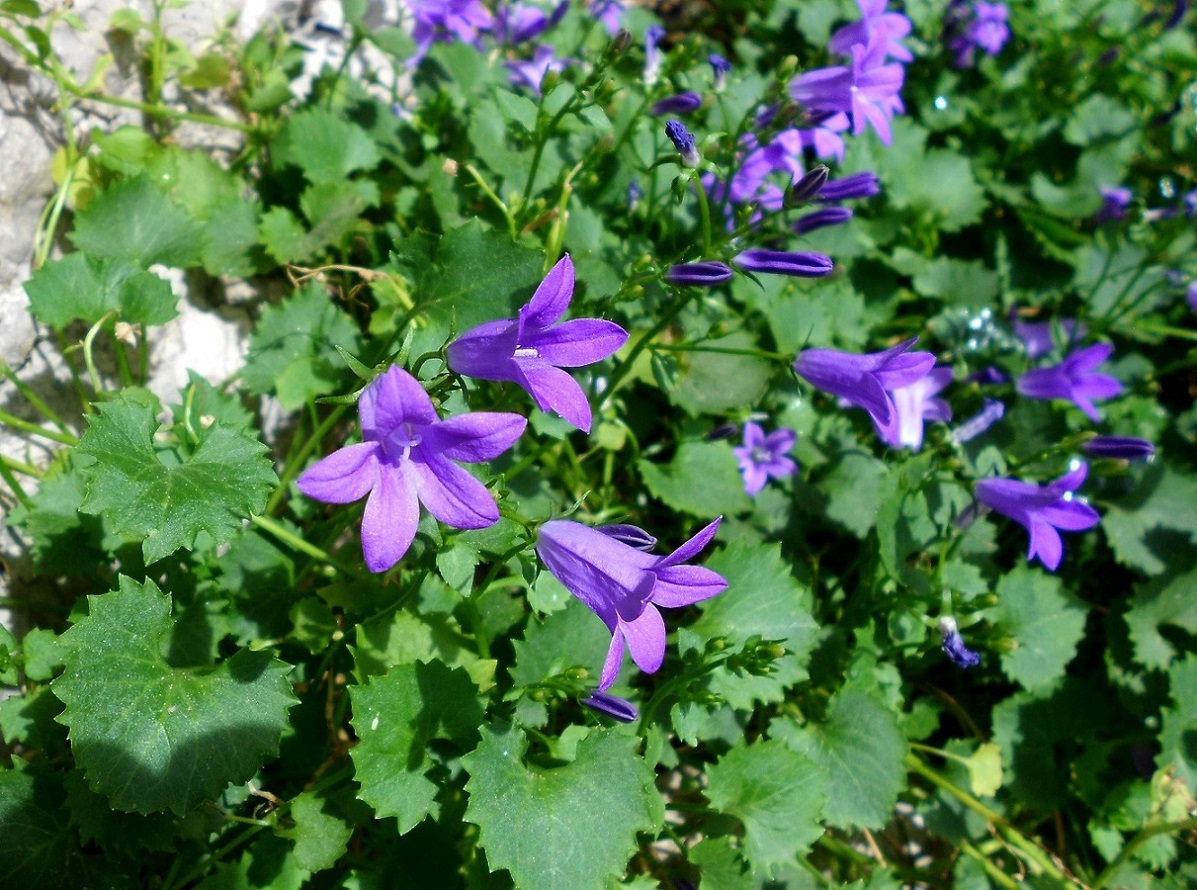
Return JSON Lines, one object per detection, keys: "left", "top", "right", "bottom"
{"left": 665, "top": 261, "right": 734, "bottom": 287}
{"left": 665, "top": 119, "right": 701, "bottom": 167}
{"left": 787, "top": 165, "right": 830, "bottom": 206}
{"left": 582, "top": 691, "right": 638, "bottom": 723}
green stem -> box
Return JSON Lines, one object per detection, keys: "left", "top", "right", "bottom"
{"left": 1, "top": 452, "right": 42, "bottom": 479}
{"left": 1092, "top": 815, "right": 1197, "bottom": 889}
{"left": 81, "top": 314, "right": 113, "bottom": 395}
{"left": 651, "top": 342, "right": 791, "bottom": 363}
{"left": 0, "top": 409, "right": 78, "bottom": 446}
{"left": 0, "top": 458, "right": 31, "bottom": 507}
{"left": 960, "top": 839, "right": 1020, "bottom": 889}
{"left": 62, "top": 85, "right": 256, "bottom": 133}
{"left": 1115, "top": 319, "right": 1197, "bottom": 342}
{"left": 250, "top": 514, "right": 358, "bottom": 578}
{"left": 599, "top": 290, "right": 697, "bottom": 410}
{"left": 265, "top": 404, "right": 350, "bottom": 515}
{"left": 693, "top": 171, "right": 713, "bottom": 255}
{"left": 0, "top": 361, "right": 73, "bottom": 435}
{"left": 463, "top": 163, "right": 517, "bottom": 238}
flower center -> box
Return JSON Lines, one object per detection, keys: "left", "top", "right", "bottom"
{"left": 387, "top": 422, "right": 423, "bottom": 461}
{"left": 751, "top": 445, "right": 771, "bottom": 464}
{"left": 513, "top": 345, "right": 539, "bottom": 359}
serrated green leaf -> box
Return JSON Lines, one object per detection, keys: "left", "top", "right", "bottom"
{"left": 239, "top": 282, "right": 361, "bottom": 409}
{"left": 6, "top": 463, "right": 116, "bottom": 572}
{"left": 689, "top": 837, "right": 753, "bottom": 890}
{"left": 351, "top": 607, "right": 495, "bottom": 689}
{"left": 705, "top": 739, "right": 826, "bottom": 877}
{"left": 272, "top": 107, "right": 380, "bottom": 184}
{"left": 52, "top": 576, "right": 297, "bottom": 815}
{"left": 69, "top": 175, "right": 201, "bottom": 267}
{"left": 463, "top": 723, "right": 661, "bottom": 890}
{"left": 0, "top": 767, "right": 76, "bottom": 888}
{"left": 1101, "top": 463, "right": 1197, "bottom": 575}
{"left": 777, "top": 688, "right": 908, "bottom": 830}
{"left": 510, "top": 595, "right": 613, "bottom": 688}
{"left": 817, "top": 451, "right": 888, "bottom": 538}
{"left": 671, "top": 332, "right": 773, "bottom": 416}
{"left": 1125, "top": 565, "right": 1197, "bottom": 670}
{"left": 638, "top": 441, "right": 752, "bottom": 517}
{"left": 911, "top": 257, "right": 1000, "bottom": 307}
{"left": 350, "top": 661, "right": 485, "bottom": 833}
{"left": 74, "top": 390, "right": 277, "bottom": 563}
{"left": 281, "top": 791, "right": 353, "bottom": 872}
{"left": 23, "top": 253, "right": 178, "bottom": 328}
{"left": 1157, "top": 655, "right": 1197, "bottom": 792}
{"left": 64, "top": 770, "right": 178, "bottom": 855}
{"left": 994, "top": 566, "right": 1088, "bottom": 691}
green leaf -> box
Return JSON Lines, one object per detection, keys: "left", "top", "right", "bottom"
{"left": 0, "top": 767, "right": 76, "bottom": 888}
{"left": 69, "top": 175, "right": 201, "bottom": 267}
{"left": 777, "top": 688, "right": 908, "bottom": 830}
{"left": 23, "top": 253, "right": 178, "bottom": 328}
{"left": 705, "top": 739, "right": 826, "bottom": 877}
{"left": 817, "top": 451, "right": 888, "bottom": 538}
{"left": 281, "top": 790, "right": 353, "bottom": 872}
{"left": 994, "top": 566, "right": 1088, "bottom": 691}
{"left": 911, "top": 257, "right": 1000, "bottom": 308}
{"left": 690, "top": 544, "right": 819, "bottom": 708}
{"left": 389, "top": 221, "right": 544, "bottom": 358}
{"left": 964, "top": 742, "right": 1004, "bottom": 798}
{"left": 239, "top": 282, "right": 362, "bottom": 409}
{"left": 6, "top": 462, "right": 116, "bottom": 573}
{"left": 74, "top": 390, "right": 277, "bottom": 564}
{"left": 1125, "top": 565, "right": 1197, "bottom": 670}
{"left": 638, "top": 441, "right": 752, "bottom": 517}
{"left": 350, "top": 661, "right": 485, "bottom": 834}
{"left": 1101, "top": 464, "right": 1197, "bottom": 575}
{"left": 510, "top": 595, "right": 613, "bottom": 689}
{"left": 689, "top": 837, "right": 753, "bottom": 890}
{"left": 1157, "top": 655, "right": 1197, "bottom": 792}
{"left": 272, "top": 108, "right": 380, "bottom": 184}
{"left": 52, "top": 576, "right": 298, "bottom": 815}
{"left": 671, "top": 332, "right": 773, "bottom": 416}
{"left": 351, "top": 607, "right": 495, "bottom": 689}
{"left": 463, "top": 723, "right": 661, "bottom": 890}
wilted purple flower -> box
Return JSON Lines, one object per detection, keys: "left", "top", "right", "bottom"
{"left": 644, "top": 24, "right": 665, "bottom": 84}
{"left": 793, "top": 206, "right": 854, "bottom": 234}
{"left": 494, "top": 2, "right": 566, "bottom": 44}
{"left": 793, "top": 337, "right": 937, "bottom": 431}
{"left": 1016, "top": 342, "right": 1123, "bottom": 422}
{"left": 733, "top": 421, "right": 797, "bottom": 495}
{"left": 709, "top": 53, "right": 732, "bottom": 89}
{"left": 789, "top": 37, "right": 905, "bottom": 145}
{"left": 665, "top": 119, "right": 700, "bottom": 167}
{"left": 447, "top": 255, "right": 628, "bottom": 432}
{"left": 937, "top": 616, "right": 981, "bottom": 668}
{"left": 408, "top": 0, "right": 494, "bottom": 61}
{"left": 590, "top": 0, "right": 624, "bottom": 34}
{"left": 665, "top": 261, "right": 733, "bottom": 287}
{"left": 1010, "top": 312, "right": 1086, "bottom": 359}
{"left": 505, "top": 45, "right": 566, "bottom": 95}
{"left": 297, "top": 366, "right": 525, "bottom": 573}
{"left": 582, "top": 691, "right": 638, "bottom": 722}
{"left": 952, "top": 398, "right": 1005, "bottom": 444}
{"left": 819, "top": 171, "right": 881, "bottom": 201}
{"left": 536, "top": 518, "right": 727, "bottom": 689}
{"left": 975, "top": 464, "right": 1100, "bottom": 570}
{"left": 1095, "top": 186, "right": 1132, "bottom": 222}
{"left": 877, "top": 367, "right": 953, "bottom": 450}
{"left": 829, "top": 0, "right": 913, "bottom": 62}
{"left": 1082, "top": 436, "right": 1155, "bottom": 461}
{"left": 734, "top": 249, "right": 834, "bottom": 278}
{"left": 652, "top": 91, "right": 702, "bottom": 115}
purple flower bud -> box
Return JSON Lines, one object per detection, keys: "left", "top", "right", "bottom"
{"left": 951, "top": 398, "right": 1005, "bottom": 444}
{"left": 644, "top": 25, "right": 665, "bottom": 84}
{"left": 1188, "top": 280, "right": 1197, "bottom": 313}
{"left": 598, "top": 524, "right": 658, "bottom": 551}
{"left": 709, "top": 53, "right": 732, "bottom": 89}
{"left": 793, "top": 206, "right": 854, "bottom": 234}
{"left": 733, "top": 249, "right": 834, "bottom": 278}
{"left": 706, "top": 422, "right": 740, "bottom": 441}
{"left": 1082, "top": 436, "right": 1155, "bottom": 461}
{"left": 787, "top": 165, "right": 830, "bottom": 206}
{"left": 937, "top": 617, "right": 981, "bottom": 669}
{"left": 652, "top": 91, "right": 702, "bottom": 116}
{"left": 582, "top": 691, "right": 639, "bottom": 722}
{"left": 665, "top": 261, "right": 733, "bottom": 287}
{"left": 818, "top": 171, "right": 881, "bottom": 202}
{"left": 665, "top": 120, "right": 700, "bottom": 167}
{"left": 967, "top": 366, "right": 1010, "bottom": 386}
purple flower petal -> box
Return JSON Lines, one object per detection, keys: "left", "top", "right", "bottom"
{"left": 582, "top": 691, "right": 638, "bottom": 722}
{"left": 975, "top": 466, "right": 1100, "bottom": 571}
{"left": 428, "top": 412, "right": 528, "bottom": 463}
{"left": 297, "top": 441, "right": 380, "bottom": 503}
{"left": 520, "top": 254, "right": 574, "bottom": 332}
{"left": 515, "top": 362, "right": 594, "bottom": 432}
{"left": 361, "top": 463, "right": 419, "bottom": 573}
{"left": 411, "top": 453, "right": 500, "bottom": 530}
{"left": 527, "top": 318, "right": 629, "bottom": 367}
{"left": 622, "top": 606, "right": 666, "bottom": 674}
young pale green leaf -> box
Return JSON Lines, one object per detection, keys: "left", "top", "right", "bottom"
{"left": 281, "top": 791, "right": 354, "bottom": 873}
{"left": 462, "top": 723, "right": 661, "bottom": 890}
{"left": 23, "top": 253, "right": 178, "bottom": 328}
{"left": 349, "top": 661, "right": 485, "bottom": 834}
{"left": 74, "top": 390, "right": 277, "bottom": 564}
{"left": 776, "top": 687, "right": 908, "bottom": 830}
{"left": 69, "top": 175, "right": 201, "bottom": 267}
{"left": 272, "top": 107, "right": 380, "bottom": 184}
{"left": 52, "top": 576, "right": 298, "bottom": 815}
{"left": 239, "top": 282, "right": 362, "bottom": 409}
{"left": 704, "top": 739, "right": 827, "bottom": 877}
{"left": 994, "top": 566, "right": 1088, "bottom": 691}
{"left": 688, "top": 837, "right": 754, "bottom": 890}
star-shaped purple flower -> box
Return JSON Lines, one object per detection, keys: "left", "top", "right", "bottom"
{"left": 975, "top": 464, "right": 1101, "bottom": 571}
{"left": 788, "top": 36, "right": 905, "bottom": 145}
{"left": 1016, "top": 342, "right": 1123, "bottom": 422}
{"left": 297, "top": 366, "right": 526, "bottom": 573}
{"left": 793, "top": 337, "right": 937, "bottom": 432}
{"left": 828, "top": 0, "right": 913, "bottom": 62}
{"left": 505, "top": 45, "right": 566, "bottom": 95}
{"left": 446, "top": 255, "right": 628, "bottom": 433}
{"left": 408, "top": 0, "right": 494, "bottom": 61}
{"left": 733, "top": 421, "right": 797, "bottom": 496}
{"left": 536, "top": 518, "right": 727, "bottom": 690}
{"left": 876, "top": 366, "right": 953, "bottom": 450}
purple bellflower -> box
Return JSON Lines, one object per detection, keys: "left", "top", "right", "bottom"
{"left": 733, "top": 249, "right": 834, "bottom": 278}
{"left": 1010, "top": 311, "right": 1086, "bottom": 360}
{"left": 789, "top": 36, "right": 905, "bottom": 145}
{"left": 730, "top": 130, "right": 804, "bottom": 207}
{"left": 536, "top": 518, "right": 728, "bottom": 690}
{"left": 819, "top": 171, "right": 881, "bottom": 201}
{"left": 494, "top": 2, "right": 566, "bottom": 44}
{"left": 946, "top": 0, "right": 1010, "bottom": 67}
{"left": 1188, "top": 280, "right": 1197, "bottom": 313}
{"left": 793, "top": 337, "right": 937, "bottom": 433}
{"left": 408, "top": 0, "right": 494, "bottom": 61}
{"left": 665, "top": 261, "right": 733, "bottom": 287}
{"left": 1096, "top": 186, "right": 1133, "bottom": 223}
{"left": 590, "top": 0, "right": 624, "bottom": 34}
{"left": 877, "top": 366, "right": 953, "bottom": 451}
{"left": 829, "top": 0, "right": 914, "bottom": 62}
{"left": 297, "top": 366, "right": 526, "bottom": 573}
{"left": 799, "top": 111, "right": 851, "bottom": 164}
{"left": 733, "top": 421, "right": 797, "bottom": 496}
{"left": 1082, "top": 435, "right": 1155, "bottom": 461}
{"left": 709, "top": 53, "right": 732, "bottom": 90}
{"left": 951, "top": 398, "right": 1006, "bottom": 444}
{"left": 644, "top": 24, "right": 665, "bottom": 84}
{"left": 447, "top": 255, "right": 627, "bottom": 433}
{"left": 652, "top": 91, "right": 702, "bottom": 115}
{"left": 505, "top": 45, "right": 566, "bottom": 95}
{"left": 1016, "top": 342, "right": 1123, "bottom": 422}
{"left": 975, "top": 464, "right": 1100, "bottom": 571}
{"left": 937, "top": 616, "right": 981, "bottom": 668}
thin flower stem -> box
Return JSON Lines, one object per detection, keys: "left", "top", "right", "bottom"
{"left": 0, "top": 362, "right": 72, "bottom": 436}
{"left": 265, "top": 404, "right": 350, "bottom": 515}
{"left": 1117, "top": 320, "right": 1197, "bottom": 342}
{"left": 1, "top": 452, "right": 42, "bottom": 480}
{"left": 0, "top": 409, "right": 79, "bottom": 446}
{"left": 463, "top": 163, "right": 517, "bottom": 238}
{"left": 651, "top": 342, "right": 792, "bottom": 363}
{"left": 960, "top": 839, "right": 1021, "bottom": 889}
{"left": 250, "top": 514, "right": 358, "bottom": 578}
{"left": 523, "top": 90, "right": 582, "bottom": 205}
{"left": 63, "top": 85, "right": 257, "bottom": 133}
{"left": 693, "top": 171, "right": 713, "bottom": 255}
{"left": 0, "top": 458, "right": 32, "bottom": 507}
{"left": 600, "top": 291, "right": 697, "bottom": 409}
{"left": 1092, "top": 815, "right": 1197, "bottom": 889}
{"left": 81, "top": 314, "right": 115, "bottom": 395}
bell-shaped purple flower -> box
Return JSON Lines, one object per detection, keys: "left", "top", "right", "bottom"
{"left": 297, "top": 366, "right": 526, "bottom": 573}
{"left": 536, "top": 518, "right": 727, "bottom": 690}
{"left": 788, "top": 37, "right": 905, "bottom": 145}
{"left": 643, "top": 24, "right": 666, "bottom": 84}
{"left": 937, "top": 617, "right": 981, "bottom": 668}
{"left": 505, "top": 45, "right": 566, "bottom": 95}
{"left": 951, "top": 397, "right": 1005, "bottom": 444}
{"left": 447, "top": 255, "right": 628, "bottom": 433}
{"left": 733, "top": 249, "right": 834, "bottom": 278}
{"left": 409, "top": 0, "right": 494, "bottom": 61}
{"left": 1016, "top": 342, "right": 1123, "bottom": 422}
{"left": 1095, "top": 186, "right": 1132, "bottom": 223}
{"left": 975, "top": 464, "right": 1101, "bottom": 571}
{"left": 793, "top": 337, "right": 937, "bottom": 431}
{"left": 876, "top": 366, "right": 953, "bottom": 450}
{"left": 665, "top": 261, "right": 733, "bottom": 287}
{"left": 1010, "top": 312, "right": 1085, "bottom": 360}
{"left": 709, "top": 53, "right": 732, "bottom": 90}
{"left": 589, "top": 0, "right": 624, "bottom": 34}
{"left": 652, "top": 91, "right": 702, "bottom": 115}
{"left": 733, "top": 421, "right": 797, "bottom": 496}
